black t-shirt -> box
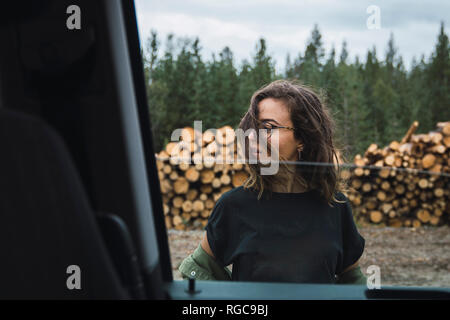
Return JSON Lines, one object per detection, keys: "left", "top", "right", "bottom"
{"left": 205, "top": 186, "right": 365, "bottom": 284}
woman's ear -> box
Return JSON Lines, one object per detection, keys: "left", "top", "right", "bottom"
{"left": 297, "top": 143, "right": 304, "bottom": 161}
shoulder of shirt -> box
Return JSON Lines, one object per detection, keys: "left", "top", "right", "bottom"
{"left": 333, "top": 191, "right": 351, "bottom": 209}
{"left": 215, "top": 186, "right": 251, "bottom": 207}
{"left": 334, "top": 191, "right": 348, "bottom": 202}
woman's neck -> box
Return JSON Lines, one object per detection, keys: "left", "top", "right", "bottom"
{"left": 271, "top": 164, "right": 307, "bottom": 193}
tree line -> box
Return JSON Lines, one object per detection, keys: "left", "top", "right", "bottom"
{"left": 142, "top": 23, "right": 450, "bottom": 160}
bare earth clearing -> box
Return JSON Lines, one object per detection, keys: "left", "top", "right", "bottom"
{"left": 167, "top": 226, "right": 450, "bottom": 288}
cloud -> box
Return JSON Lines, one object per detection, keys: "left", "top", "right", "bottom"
{"left": 135, "top": 0, "right": 450, "bottom": 72}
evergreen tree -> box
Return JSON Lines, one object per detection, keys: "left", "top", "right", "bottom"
{"left": 285, "top": 53, "right": 294, "bottom": 79}
{"left": 236, "top": 59, "right": 255, "bottom": 123}
{"left": 191, "top": 38, "right": 214, "bottom": 128}
{"left": 210, "top": 47, "right": 240, "bottom": 127}
{"left": 293, "top": 24, "right": 325, "bottom": 86}
{"left": 408, "top": 55, "right": 433, "bottom": 131}
{"left": 322, "top": 45, "right": 339, "bottom": 108}
{"left": 425, "top": 22, "right": 450, "bottom": 125}
{"left": 142, "top": 25, "right": 448, "bottom": 157}
{"left": 381, "top": 33, "right": 404, "bottom": 143}
{"left": 339, "top": 40, "right": 348, "bottom": 66}
{"left": 251, "top": 38, "right": 275, "bottom": 88}
{"left": 362, "top": 46, "right": 382, "bottom": 144}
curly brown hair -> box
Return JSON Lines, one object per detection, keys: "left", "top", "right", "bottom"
{"left": 238, "top": 79, "right": 349, "bottom": 207}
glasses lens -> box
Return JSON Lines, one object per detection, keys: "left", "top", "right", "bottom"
{"left": 257, "top": 121, "right": 275, "bottom": 138}
{"left": 260, "top": 123, "right": 271, "bottom": 138}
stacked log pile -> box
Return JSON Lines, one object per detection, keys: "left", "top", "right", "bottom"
{"left": 156, "top": 121, "right": 449, "bottom": 229}
{"left": 155, "top": 126, "right": 250, "bottom": 230}
{"left": 346, "top": 121, "right": 450, "bottom": 228}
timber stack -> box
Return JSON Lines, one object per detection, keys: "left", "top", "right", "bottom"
{"left": 345, "top": 121, "right": 450, "bottom": 228}
{"left": 155, "top": 126, "right": 250, "bottom": 230}
{"left": 156, "top": 121, "right": 450, "bottom": 229}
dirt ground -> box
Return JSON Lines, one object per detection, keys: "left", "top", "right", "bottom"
{"left": 167, "top": 226, "right": 450, "bottom": 288}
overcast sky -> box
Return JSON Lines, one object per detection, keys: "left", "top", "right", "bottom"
{"left": 135, "top": 0, "right": 450, "bottom": 73}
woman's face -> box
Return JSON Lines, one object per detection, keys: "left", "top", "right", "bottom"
{"left": 249, "top": 97, "right": 303, "bottom": 162}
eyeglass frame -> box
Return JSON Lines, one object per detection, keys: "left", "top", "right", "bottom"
{"left": 256, "top": 119, "right": 295, "bottom": 137}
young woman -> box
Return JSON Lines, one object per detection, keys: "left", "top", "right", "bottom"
{"left": 179, "top": 80, "right": 366, "bottom": 284}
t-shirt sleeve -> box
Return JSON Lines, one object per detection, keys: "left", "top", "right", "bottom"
{"left": 337, "top": 194, "right": 365, "bottom": 275}
{"left": 204, "top": 199, "right": 232, "bottom": 268}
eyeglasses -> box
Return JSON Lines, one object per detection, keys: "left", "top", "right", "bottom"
{"left": 257, "top": 120, "right": 295, "bottom": 137}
